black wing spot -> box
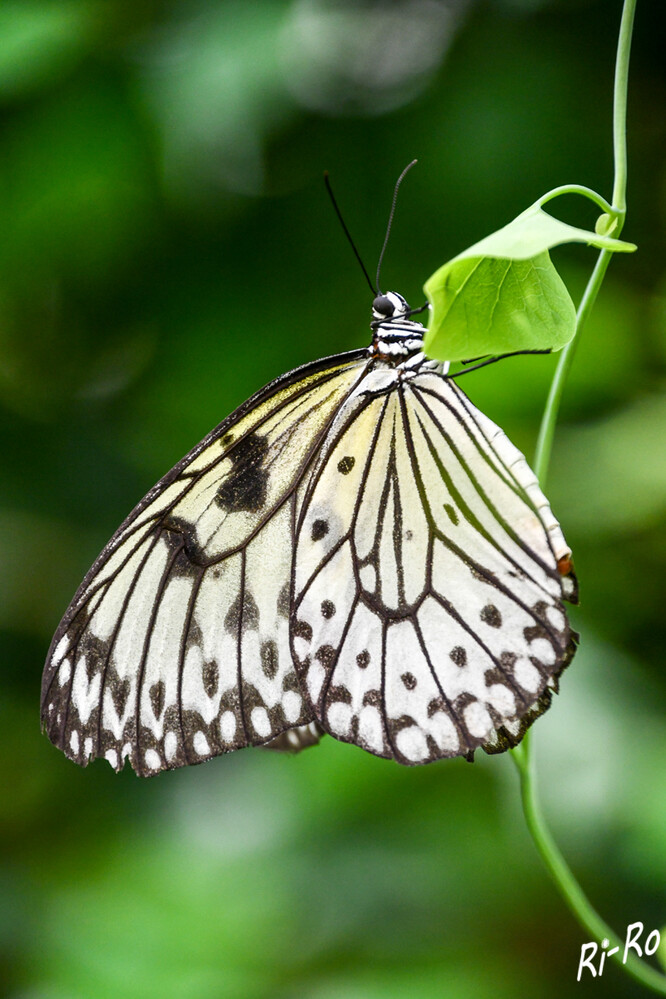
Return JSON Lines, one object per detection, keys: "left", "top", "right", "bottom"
{"left": 311, "top": 519, "right": 329, "bottom": 542}
{"left": 483, "top": 666, "right": 506, "bottom": 688}
{"left": 321, "top": 600, "right": 336, "bottom": 619}
{"left": 293, "top": 619, "right": 313, "bottom": 643}
{"left": 315, "top": 645, "right": 336, "bottom": 669}
{"left": 444, "top": 503, "right": 459, "bottom": 525}
{"left": 524, "top": 623, "right": 550, "bottom": 643}
{"left": 277, "top": 582, "right": 290, "bottom": 618}
{"left": 111, "top": 677, "right": 130, "bottom": 717}
{"left": 450, "top": 646, "right": 467, "bottom": 667}
{"left": 216, "top": 432, "right": 269, "bottom": 513}
{"left": 427, "top": 696, "right": 446, "bottom": 718}
{"left": 202, "top": 662, "right": 219, "bottom": 697}
{"left": 225, "top": 595, "right": 241, "bottom": 633}
{"left": 261, "top": 640, "right": 279, "bottom": 679}
{"left": 481, "top": 604, "right": 502, "bottom": 628}
{"left": 83, "top": 648, "right": 101, "bottom": 681}
{"left": 328, "top": 685, "right": 352, "bottom": 704}
{"left": 356, "top": 650, "right": 370, "bottom": 669}
{"left": 401, "top": 672, "right": 417, "bottom": 690}
{"left": 224, "top": 590, "right": 259, "bottom": 633}
{"left": 337, "top": 456, "right": 356, "bottom": 475}
{"left": 388, "top": 714, "right": 417, "bottom": 735}
{"left": 149, "top": 680, "right": 165, "bottom": 718}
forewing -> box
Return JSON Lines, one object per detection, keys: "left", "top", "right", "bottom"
{"left": 41, "top": 351, "right": 368, "bottom": 775}
{"left": 291, "top": 371, "right": 577, "bottom": 765}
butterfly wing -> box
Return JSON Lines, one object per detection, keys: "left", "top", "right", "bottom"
{"left": 41, "top": 350, "right": 369, "bottom": 775}
{"left": 291, "top": 369, "right": 577, "bottom": 764}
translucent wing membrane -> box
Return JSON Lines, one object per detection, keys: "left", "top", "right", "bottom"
{"left": 41, "top": 352, "right": 369, "bottom": 775}
{"left": 291, "top": 370, "right": 577, "bottom": 765}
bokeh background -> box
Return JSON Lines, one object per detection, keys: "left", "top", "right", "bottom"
{"left": 1, "top": 1, "right": 664, "bottom": 997}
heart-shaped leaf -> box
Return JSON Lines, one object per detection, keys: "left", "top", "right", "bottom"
{"left": 423, "top": 203, "right": 636, "bottom": 363}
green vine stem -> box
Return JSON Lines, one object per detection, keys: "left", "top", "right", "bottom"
{"left": 513, "top": 735, "right": 666, "bottom": 994}
{"left": 532, "top": 246, "right": 613, "bottom": 484}
{"left": 511, "top": 1, "right": 666, "bottom": 993}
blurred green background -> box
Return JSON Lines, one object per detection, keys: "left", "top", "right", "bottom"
{"left": 1, "top": 1, "right": 664, "bottom": 997}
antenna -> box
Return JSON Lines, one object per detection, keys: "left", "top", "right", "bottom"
{"left": 324, "top": 172, "right": 376, "bottom": 295}
{"left": 376, "top": 159, "right": 417, "bottom": 293}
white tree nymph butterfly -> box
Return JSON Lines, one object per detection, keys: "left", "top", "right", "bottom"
{"left": 41, "top": 285, "right": 577, "bottom": 776}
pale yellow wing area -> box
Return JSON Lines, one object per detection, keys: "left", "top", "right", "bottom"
{"left": 41, "top": 350, "right": 369, "bottom": 775}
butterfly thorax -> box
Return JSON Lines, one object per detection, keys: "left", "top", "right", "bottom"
{"left": 369, "top": 290, "right": 426, "bottom": 366}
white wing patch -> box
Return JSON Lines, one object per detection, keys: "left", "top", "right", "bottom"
{"left": 41, "top": 353, "right": 369, "bottom": 775}
{"left": 292, "top": 370, "right": 577, "bottom": 765}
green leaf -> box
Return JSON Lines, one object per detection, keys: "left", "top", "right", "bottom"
{"left": 423, "top": 203, "right": 636, "bottom": 363}
{"left": 424, "top": 251, "right": 577, "bottom": 363}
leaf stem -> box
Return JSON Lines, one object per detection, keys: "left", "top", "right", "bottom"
{"left": 511, "top": 2, "right": 665, "bottom": 994}
{"left": 537, "top": 184, "right": 615, "bottom": 216}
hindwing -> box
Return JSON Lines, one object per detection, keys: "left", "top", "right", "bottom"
{"left": 291, "top": 369, "right": 577, "bottom": 764}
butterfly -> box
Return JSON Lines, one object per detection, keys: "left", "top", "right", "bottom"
{"left": 40, "top": 286, "right": 578, "bottom": 776}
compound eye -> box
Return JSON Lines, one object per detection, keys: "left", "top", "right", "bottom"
{"left": 372, "top": 295, "right": 394, "bottom": 317}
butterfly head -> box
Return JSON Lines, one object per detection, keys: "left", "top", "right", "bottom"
{"left": 370, "top": 290, "right": 426, "bottom": 364}
{"left": 371, "top": 291, "right": 409, "bottom": 322}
